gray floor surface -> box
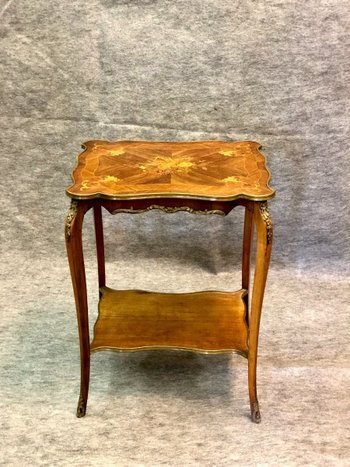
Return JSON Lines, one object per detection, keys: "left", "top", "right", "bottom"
{"left": 1, "top": 249, "right": 349, "bottom": 466}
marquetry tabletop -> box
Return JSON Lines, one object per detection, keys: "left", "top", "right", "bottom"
{"left": 66, "top": 140, "right": 275, "bottom": 201}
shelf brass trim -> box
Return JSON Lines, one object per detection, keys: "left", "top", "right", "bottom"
{"left": 90, "top": 346, "right": 248, "bottom": 358}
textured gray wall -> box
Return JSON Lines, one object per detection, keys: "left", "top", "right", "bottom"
{"left": 1, "top": 0, "right": 349, "bottom": 274}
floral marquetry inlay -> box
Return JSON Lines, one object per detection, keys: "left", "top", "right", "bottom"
{"left": 66, "top": 140, "right": 275, "bottom": 201}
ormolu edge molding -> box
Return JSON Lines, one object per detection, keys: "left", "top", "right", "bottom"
{"left": 111, "top": 205, "right": 226, "bottom": 216}
{"left": 259, "top": 201, "right": 273, "bottom": 245}
{"left": 65, "top": 200, "right": 78, "bottom": 240}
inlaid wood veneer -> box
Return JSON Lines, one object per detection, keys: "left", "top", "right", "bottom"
{"left": 66, "top": 140, "right": 275, "bottom": 201}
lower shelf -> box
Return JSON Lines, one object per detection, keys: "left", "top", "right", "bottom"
{"left": 90, "top": 287, "right": 249, "bottom": 355}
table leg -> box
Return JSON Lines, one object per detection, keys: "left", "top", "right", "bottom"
{"left": 65, "top": 200, "right": 90, "bottom": 417}
{"left": 248, "top": 201, "right": 273, "bottom": 423}
{"left": 94, "top": 205, "right": 106, "bottom": 292}
{"left": 242, "top": 203, "right": 254, "bottom": 323}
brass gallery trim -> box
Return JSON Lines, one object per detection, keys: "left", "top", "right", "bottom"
{"left": 111, "top": 205, "right": 226, "bottom": 216}
{"left": 65, "top": 200, "right": 78, "bottom": 240}
{"left": 259, "top": 201, "right": 273, "bottom": 245}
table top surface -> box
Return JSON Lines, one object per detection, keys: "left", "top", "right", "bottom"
{"left": 66, "top": 140, "right": 275, "bottom": 201}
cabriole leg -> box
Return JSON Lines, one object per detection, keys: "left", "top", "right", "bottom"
{"left": 65, "top": 200, "right": 90, "bottom": 417}
{"left": 248, "top": 201, "right": 273, "bottom": 423}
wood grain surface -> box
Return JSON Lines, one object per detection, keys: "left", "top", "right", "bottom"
{"left": 66, "top": 140, "right": 275, "bottom": 201}
{"left": 90, "top": 287, "right": 249, "bottom": 354}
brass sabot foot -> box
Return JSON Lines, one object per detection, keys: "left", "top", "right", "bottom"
{"left": 251, "top": 401, "right": 261, "bottom": 424}
{"left": 76, "top": 395, "right": 87, "bottom": 418}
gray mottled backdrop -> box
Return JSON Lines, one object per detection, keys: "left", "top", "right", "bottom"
{"left": 1, "top": 1, "right": 349, "bottom": 466}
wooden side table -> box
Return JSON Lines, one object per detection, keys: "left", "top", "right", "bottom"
{"left": 65, "top": 140, "right": 275, "bottom": 423}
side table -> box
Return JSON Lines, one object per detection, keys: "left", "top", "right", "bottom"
{"left": 65, "top": 140, "right": 275, "bottom": 423}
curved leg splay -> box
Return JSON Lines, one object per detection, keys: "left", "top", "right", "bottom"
{"left": 248, "top": 201, "right": 273, "bottom": 423}
{"left": 65, "top": 200, "right": 91, "bottom": 418}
